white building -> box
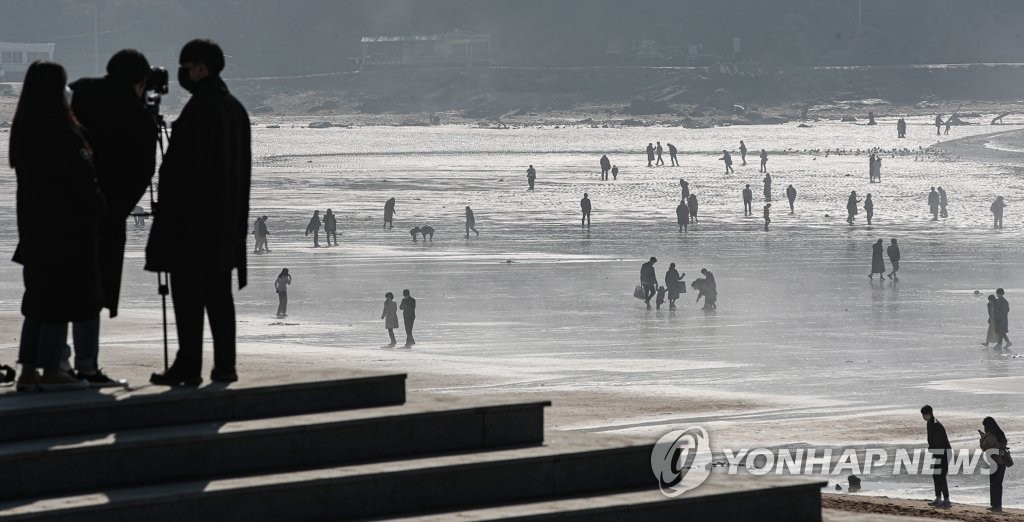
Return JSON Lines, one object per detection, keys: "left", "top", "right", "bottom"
{"left": 0, "top": 42, "right": 56, "bottom": 79}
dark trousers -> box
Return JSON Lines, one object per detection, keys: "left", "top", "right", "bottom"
{"left": 72, "top": 315, "right": 100, "bottom": 372}
{"left": 642, "top": 283, "right": 656, "bottom": 303}
{"left": 277, "top": 291, "right": 287, "bottom": 316}
{"left": 990, "top": 461, "right": 1005, "bottom": 509}
{"left": 743, "top": 201, "right": 751, "bottom": 215}
{"left": 932, "top": 456, "right": 949, "bottom": 499}
{"left": 17, "top": 319, "right": 67, "bottom": 371}
{"left": 582, "top": 211, "right": 590, "bottom": 226}
{"left": 403, "top": 316, "right": 415, "bottom": 345}
{"left": 169, "top": 270, "right": 236, "bottom": 377}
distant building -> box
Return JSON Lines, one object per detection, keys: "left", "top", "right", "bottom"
{"left": 0, "top": 42, "right": 56, "bottom": 79}
{"left": 359, "top": 30, "right": 491, "bottom": 68}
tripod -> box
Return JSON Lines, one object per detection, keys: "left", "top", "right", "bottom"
{"left": 148, "top": 112, "right": 172, "bottom": 372}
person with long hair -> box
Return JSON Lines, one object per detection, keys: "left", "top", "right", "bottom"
{"left": 274, "top": 268, "right": 291, "bottom": 318}
{"left": 11, "top": 61, "right": 104, "bottom": 392}
{"left": 983, "top": 295, "right": 1000, "bottom": 347}
{"left": 979, "top": 417, "right": 1008, "bottom": 513}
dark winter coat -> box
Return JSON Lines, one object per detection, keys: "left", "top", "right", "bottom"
{"left": 323, "top": 212, "right": 337, "bottom": 232}
{"left": 400, "top": 296, "right": 416, "bottom": 320}
{"left": 871, "top": 242, "right": 885, "bottom": 274}
{"left": 926, "top": 418, "right": 952, "bottom": 454}
{"left": 70, "top": 77, "right": 157, "bottom": 317}
{"left": 13, "top": 122, "right": 105, "bottom": 320}
{"left": 995, "top": 296, "right": 1010, "bottom": 334}
{"left": 144, "top": 77, "right": 251, "bottom": 287}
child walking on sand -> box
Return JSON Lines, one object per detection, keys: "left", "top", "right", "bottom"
{"left": 381, "top": 292, "right": 399, "bottom": 346}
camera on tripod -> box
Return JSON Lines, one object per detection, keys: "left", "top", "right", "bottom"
{"left": 144, "top": 66, "right": 169, "bottom": 116}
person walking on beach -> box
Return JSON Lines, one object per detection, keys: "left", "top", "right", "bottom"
{"left": 720, "top": 150, "right": 734, "bottom": 174}
{"left": 323, "top": 208, "right": 338, "bottom": 246}
{"left": 983, "top": 295, "right": 1000, "bottom": 347}
{"left": 742, "top": 184, "right": 753, "bottom": 216}
{"left": 763, "top": 172, "right": 772, "bottom": 202}
{"left": 937, "top": 187, "right": 948, "bottom": 218}
{"left": 980, "top": 417, "right": 1009, "bottom": 513}
{"left": 600, "top": 155, "right": 611, "bottom": 180}
{"left": 646, "top": 143, "right": 655, "bottom": 167}
{"left": 928, "top": 187, "right": 940, "bottom": 221}
{"left": 676, "top": 199, "right": 689, "bottom": 233}
{"left": 400, "top": 289, "right": 416, "bottom": 347}
{"left": 869, "top": 239, "right": 886, "bottom": 280}
{"left": 679, "top": 178, "right": 690, "bottom": 200}
{"left": 665, "top": 263, "right": 685, "bottom": 310}
{"left": 274, "top": 268, "right": 291, "bottom": 318}
{"left": 464, "top": 206, "right": 479, "bottom": 238}
{"left": 846, "top": 191, "right": 861, "bottom": 225}
{"left": 739, "top": 140, "right": 747, "bottom": 165}
{"left": 384, "top": 197, "right": 396, "bottom": 229}
{"left": 759, "top": 149, "right": 768, "bottom": 173}
{"left": 763, "top": 203, "right": 771, "bottom": 232}
{"left": 305, "top": 210, "right": 322, "bottom": 247}
{"left": 864, "top": 193, "right": 875, "bottom": 225}
{"left": 699, "top": 268, "right": 717, "bottom": 311}
{"left": 655, "top": 141, "right": 664, "bottom": 166}
{"left": 944, "top": 118, "right": 952, "bottom": 135}
{"left": 611, "top": 165, "right": 618, "bottom": 180}
{"left": 994, "top": 288, "right": 1011, "bottom": 349}
{"left": 259, "top": 216, "right": 271, "bottom": 252}
{"left": 381, "top": 292, "right": 398, "bottom": 347}
{"left": 253, "top": 216, "right": 266, "bottom": 253}
{"left": 886, "top": 238, "right": 900, "bottom": 280}
{"left": 935, "top": 115, "right": 943, "bottom": 136}
{"left": 667, "top": 143, "right": 679, "bottom": 166}
{"left": 687, "top": 193, "right": 699, "bottom": 224}
{"left": 580, "top": 193, "right": 592, "bottom": 228}
{"left": 640, "top": 257, "right": 658, "bottom": 310}
{"left": 991, "top": 196, "right": 1006, "bottom": 229}
{"left": 786, "top": 184, "right": 797, "bottom": 214}
{"left": 873, "top": 155, "right": 882, "bottom": 183}
{"left": 526, "top": 164, "right": 536, "bottom": 190}
{"left": 921, "top": 405, "right": 952, "bottom": 509}
{"left": 897, "top": 118, "right": 907, "bottom": 138}
{"left": 868, "top": 154, "right": 876, "bottom": 183}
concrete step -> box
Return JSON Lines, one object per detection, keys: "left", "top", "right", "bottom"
{"left": 0, "top": 432, "right": 661, "bottom": 522}
{"left": 0, "top": 394, "right": 549, "bottom": 502}
{"left": 0, "top": 369, "right": 407, "bottom": 442}
{"left": 386, "top": 475, "right": 826, "bottom": 521}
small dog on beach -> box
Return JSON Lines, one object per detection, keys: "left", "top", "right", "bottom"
{"left": 410, "top": 225, "right": 435, "bottom": 241}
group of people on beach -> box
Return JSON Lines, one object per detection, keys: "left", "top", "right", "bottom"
{"left": 379, "top": 289, "right": 417, "bottom": 347}
{"left": 638, "top": 257, "right": 718, "bottom": 312}
{"left": 304, "top": 209, "right": 338, "bottom": 247}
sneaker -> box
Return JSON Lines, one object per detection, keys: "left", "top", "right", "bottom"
{"left": 150, "top": 371, "right": 202, "bottom": 387}
{"left": 16, "top": 369, "right": 39, "bottom": 392}
{"left": 37, "top": 370, "right": 88, "bottom": 392}
{"left": 988, "top": 506, "right": 1003, "bottom": 513}
{"left": 76, "top": 369, "right": 127, "bottom": 388}
{"left": 210, "top": 369, "right": 238, "bottom": 383}
{"left": 927, "top": 499, "right": 942, "bottom": 507}
{"left": 940, "top": 500, "right": 951, "bottom": 508}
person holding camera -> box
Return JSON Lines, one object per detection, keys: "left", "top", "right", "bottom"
{"left": 67, "top": 49, "right": 157, "bottom": 387}
{"left": 146, "top": 39, "right": 251, "bottom": 386}
{"left": 11, "top": 61, "right": 105, "bottom": 392}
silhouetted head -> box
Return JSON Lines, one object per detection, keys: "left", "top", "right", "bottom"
{"left": 920, "top": 404, "right": 934, "bottom": 422}
{"left": 850, "top": 191, "right": 857, "bottom": 196}
{"left": 529, "top": 164, "right": 533, "bottom": 168}
{"left": 279, "top": 268, "right": 289, "bottom": 277}
{"left": 385, "top": 292, "right": 394, "bottom": 300}
{"left": 931, "top": 186, "right": 936, "bottom": 191}
{"left": 583, "top": 193, "right": 589, "bottom": 198}
{"left": 669, "top": 262, "right": 676, "bottom": 269}
{"left": 890, "top": 238, "right": 897, "bottom": 244}
{"left": 10, "top": 61, "right": 74, "bottom": 169}
{"left": 722, "top": 149, "right": 728, "bottom": 153}
{"left": 983, "top": 417, "right": 1006, "bottom": 443}
{"left": 261, "top": 215, "right": 268, "bottom": 220}
{"left": 465, "top": 206, "right": 470, "bottom": 211}
{"left": 740, "top": 140, "right": 745, "bottom": 144}
{"left": 765, "top": 203, "right": 771, "bottom": 207}
{"left": 700, "top": 268, "right": 708, "bottom": 275}
{"left": 989, "top": 295, "right": 997, "bottom": 303}
{"left": 649, "top": 257, "right": 657, "bottom": 264}
{"left": 875, "top": 239, "right": 883, "bottom": 245}
{"left": 403, "top": 289, "right": 410, "bottom": 297}
{"left": 313, "top": 210, "right": 319, "bottom": 215}
{"left": 179, "top": 38, "right": 225, "bottom": 75}
{"left": 997, "top": 288, "right": 1005, "bottom": 296}
{"left": 866, "top": 193, "right": 872, "bottom": 198}
{"left": 745, "top": 184, "right": 750, "bottom": 188}
{"left": 657, "top": 141, "right": 661, "bottom": 145}
{"left": 107, "top": 49, "right": 150, "bottom": 87}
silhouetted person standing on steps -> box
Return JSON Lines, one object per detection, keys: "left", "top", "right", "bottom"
{"left": 759, "top": 149, "right": 768, "bottom": 173}
{"left": 668, "top": 142, "right": 678, "bottom": 166}
{"left": 763, "top": 203, "right": 771, "bottom": 231}
{"left": 400, "top": 289, "right": 416, "bottom": 347}
{"left": 655, "top": 141, "right": 664, "bottom": 166}
{"left": 384, "top": 197, "right": 396, "bottom": 229}
{"left": 676, "top": 199, "right": 689, "bottom": 233}
{"left": 739, "top": 140, "right": 747, "bottom": 165}
{"left": 869, "top": 239, "right": 885, "bottom": 280}
{"left": 527, "top": 164, "right": 536, "bottom": 189}
{"left": 600, "top": 155, "right": 611, "bottom": 180}
{"left": 991, "top": 196, "right": 1006, "bottom": 229}
{"left": 323, "top": 208, "right": 337, "bottom": 246}
{"left": 846, "top": 191, "right": 860, "bottom": 225}
{"left": 937, "top": 187, "right": 948, "bottom": 218}
{"left": 720, "top": 150, "right": 733, "bottom": 174}
{"left": 640, "top": 257, "right": 658, "bottom": 310}
{"left": 465, "top": 206, "right": 479, "bottom": 238}
{"left": 646, "top": 143, "right": 655, "bottom": 167}
{"left": 928, "top": 187, "right": 940, "bottom": 221}
{"left": 886, "top": 239, "right": 900, "bottom": 280}
{"left": 306, "top": 210, "right": 322, "bottom": 247}
{"left": 581, "top": 193, "right": 591, "bottom": 227}
{"left": 742, "top": 184, "right": 753, "bottom": 216}
{"left": 994, "top": 288, "right": 1011, "bottom": 349}
{"left": 786, "top": 184, "right": 796, "bottom": 213}
{"left": 921, "top": 405, "right": 952, "bottom": 508}
{"left": 147, "top": 39, "right": 251, "bottom": 386}
{"left": 864, "top": 194, "right": 875, "bottom": 225}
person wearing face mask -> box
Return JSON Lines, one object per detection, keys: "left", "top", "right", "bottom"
{"left": 146, "top": 39, "right": 251, "bottom": 386}
{"left": 66, "top": 49, "right": 157, "bottom": 387}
